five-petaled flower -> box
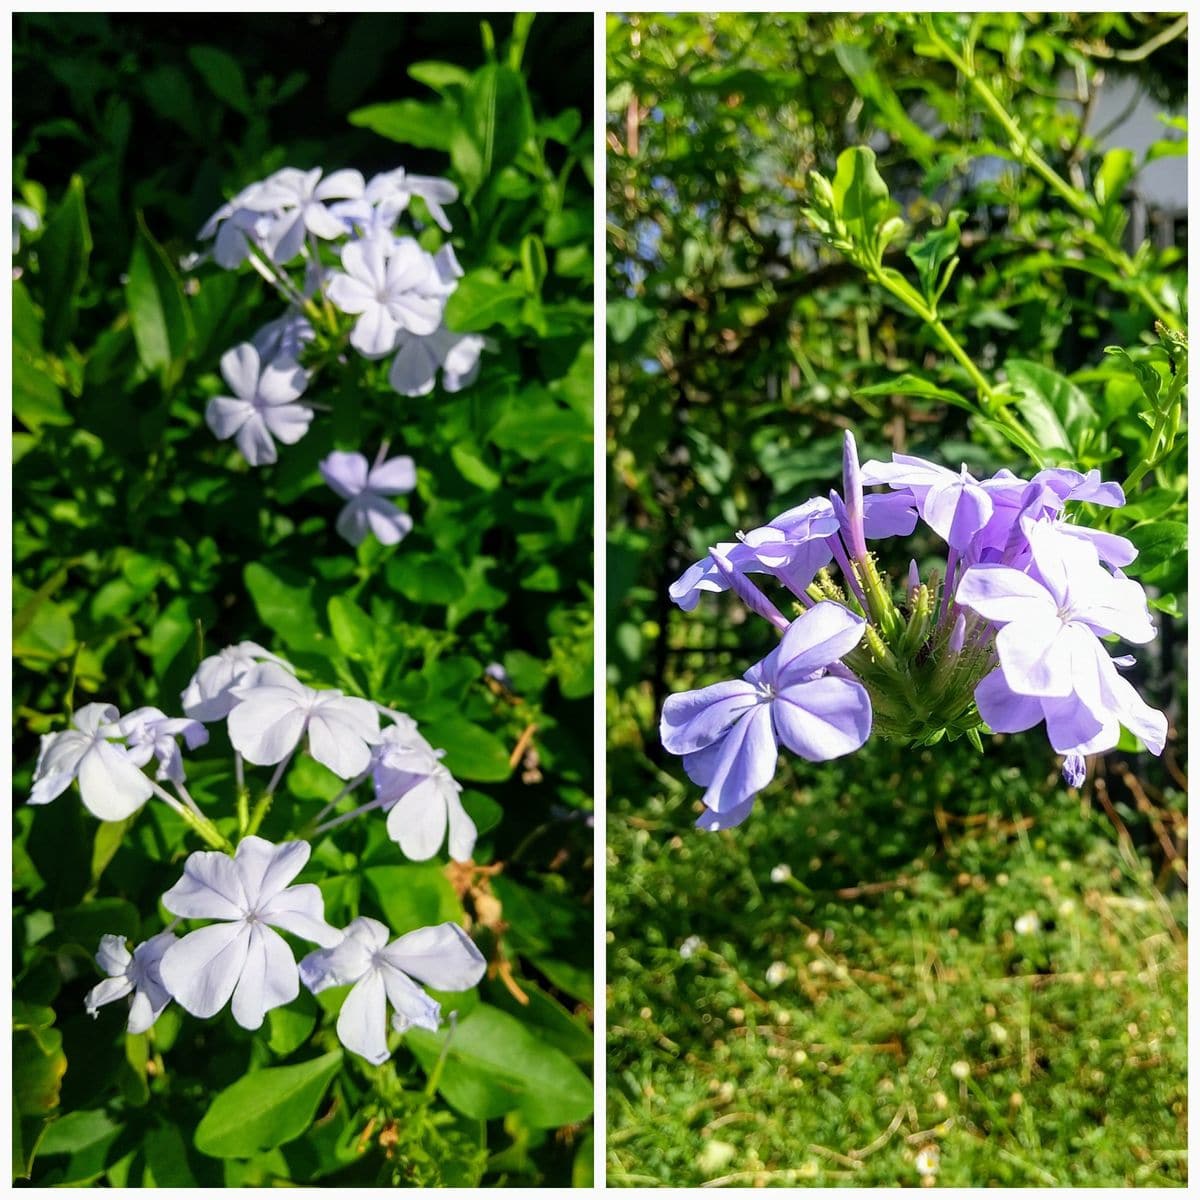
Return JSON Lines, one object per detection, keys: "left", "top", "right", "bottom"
{"left": 205, "top": 343, "right": 312, "bottom": 467}
{"left": 661, "top": 601, "right": 872, "bottom": 830}
{"left": 299, "top": 917, "right": 485, "bottom": 1064}
{"left": 227, "top": 664, "right": 381, "bottom": 779}
{"left": 159, "top": 837, "right": 341, "bottom": 1031}
{"left": 85, "top": 931, "right": 176, "bottom": 1034}
{"left": 319, "top": 450, "right": 417, "bottom": 547}
{"left": 30, "top": 702, "right": 154, "bottom": 821}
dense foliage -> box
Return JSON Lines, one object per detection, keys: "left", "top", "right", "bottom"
{"left": 607, "top": 11, "right": 1186, "bottom": 1187}
{"left": 15, "top": 13, "right": 594, "bottom": 1188}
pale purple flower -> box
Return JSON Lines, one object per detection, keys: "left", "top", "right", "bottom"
{"left": 956, "top": 522, "right": 1154, "bottom": 699}
{"left": 85, "top": 931, "right": 176, "bottom": 1034}
{"left": 1032, "top": 467, "right": 1125, "bottom": 509}
{"left": 227, "top": 667, "right": 381, "bottom": 779}
{"left": 182, "top": 641, "right": 295, "bottom": 723}
{"left": 389, "top": 325, "right": 485, "bottom": 396}
{"left": 661, "top": 601, "right": 872, "bottom": 826}
{"left": 299, "top": 918, "right": 485, "bottom": 1064}
{"left": 385, "top": 760, "right": 476, "bottom": 862}
{"left": 205, "top": 343, "right": 311, "bottom": 467}
{"left": 370, "top": 718, "right": 477, "bottom": 862}
{"left": 114, "top": 707, "right": 209, "bottom": 785}
{"left": 252, "top": 312, "right": 315, "bottom": 365}
{"left": 159, "top": 837, "right": 340, "bottom": 1030}
{"left": 325, "top": 237, "right": 445, "bottom": 359}
{"left": 258, "top": 167, "right": 366, "bottom": 263}
{"left": 30, "top": 702, "right": 153, "bottom": 821}
{"left": 670, "top": 498, "right": 839, "bottom": 612}
{"left": 197, "top": 178, "right": 288, "bottom": 268}
{"left": 364, "top": 167, "right": 459, "bottom": 232}
{"left": 974, "top": 653, "right": 1166, "bottom": 757}
{"left": 861, "top": 453, "right": 993, "bottom": 552}
{"left": 319, "top": 450, "right": 416, "bottom": 547}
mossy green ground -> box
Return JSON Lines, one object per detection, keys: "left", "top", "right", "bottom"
{"left": 607, "top": 711, "right": 1186, "bottom": 1188}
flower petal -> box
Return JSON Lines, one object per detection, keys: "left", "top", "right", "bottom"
{"left": 234, "top": 413, "right": 278, "bottom": 466}
{"left": 162, "top": 850, "right": 248, "bottom": 919}
{"left": 697, "top": 704, "right": 778, "bottom": 813}
{"left": 366, "top": 456, "right": 416, "bottom": 495}
{"left": 974, "top": 668, "right": 1042, "bottom": 733}
{"left": 219, "top": 343, "right": 261, "bottom": 401}
{"left": 261, "top": 883, "right": 341, "bottom": 947}
{"left": 381, "top": 923, "right": 485, "bottom": 992}
{"left": 160, "top": 923, "right": 250, "bottom": 1019}
{"left": 231, "top": 925, "right": 299, "bottom": 1030}
{"left": 261, "top": 402, "right": 313, "bottom": 447}
{"left": 771, "top": 675, "right": 872, "bottom": 761}
{"left": 257, "top": 359, "right": 307, "bottom": 405}
{"left": 77, "top": 741, "right": 154, "bottom": 821}
{"left": 956, "top": 565, "right": 1055, "bottom": 625}
{"left": 227, "top": 693, "right": 308, "bottom": 766}
{"left": 234, "top": 836, "right": 310, "bottom": 905}
{"left": 384, "top": 776, "right": 446, "bottom": 860}
{"left": 336, "top": 970, "right": 391, "bottom": 1063}
{"left": 773, "top": 601, "right": 866, "bottom": 683}
{"left": 380, "top": 965, "right": 442, "bottom": 1033}
{"left": 319, "top": 451, "right": 369, "bottom": 499}
{"left": 995, "top": 619, "right": 1073, "bottom": 698}
{"left": 660, "top": 679, "right": 760, "bottom": 756}
{"left": 85, "top": 976, "right": 134, "bottom": 1017}
{"left": 205, "top": 395, "right": 253, "bottom": 440}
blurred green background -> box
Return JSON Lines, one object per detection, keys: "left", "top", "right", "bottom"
{"left": 606, "top": 12, "right": 1186, "bottom": 1187}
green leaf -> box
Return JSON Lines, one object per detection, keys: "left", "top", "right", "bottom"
{"left": 363, "top": 864, "right": 463, "bottom": 934}
{"left": 265, "top": 993, "right": 317, "bottom": 1058}
{"left": 833, "top": 43, "right": 938, "bottom": 167}
{"left": 194, "top": 1051, "right": 342, "bottom": 1159}
{"left": 327, "top": 595, "right": 375, "bottom": 663}
{"left": 906, "top": 210, "right": 962, "bottom": 302}
{"left": 450, "top": 444, "right": 501, "bottom": 491}
{"left": 126, "top": 213, "right": 194, "bottom": 387}
{"left": 422, "top": 716, "right": 513, "bottom": 782}
{"left": 1125, "top": 521, "right": 1187, "bottom": 575}
{"left": 452, "top": 64, "right": 533, "bottom": 193}
{"left": 406, "top": 1004, "right": 593, "bottom": 1128}
{"left": 244, "top": 563, "right": 327, "bottom": 655}
{"left": 1093, "top": 147, "right": 1136, "bottom": 208}
{"left": 14, "top": 1025, "right": 66, "bottom": 1116}
{"left": 830, "top": 146, "right": 894, "bottom": 258}
{"left": 1005, "top": 358, "right": 1096, "bottom": 456}
{"left": 857, "top": 373, "right": 975, "bottom": 413}
{"left": 187, "top": 45, "right": 253, "bottom": 115}
{"left": 445, "top": 269, "right": 525, "bottom": 333}
{"left": 13, "top": 354, "right": 70, "bottom": 433}
{"left": 407, "top": 60, "right": 472, "bottom": 93}
{"left": 347, "top": 100, "right": 454, "bottom": 151}
{"left": 38, "top": 175, "right": 92, "bottom": 351}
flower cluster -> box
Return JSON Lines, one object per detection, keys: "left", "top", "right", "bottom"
{"left": 197, "top": 164, "right": 485, "bottom": 469}
{"left": 663, "top": 431, "right": 1167, "bottom": 830}
{"left": 31, "top": 639, "right": 479, "bottom": 864}
{"left": 31, "top": 639, "right": 493, "bottom": 1061}
{"left": 83, "top": 835, "right": 485, "bottom": 1062}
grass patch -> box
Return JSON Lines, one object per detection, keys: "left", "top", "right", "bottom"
{"left": 607, "top": 724, "right": 1186, "bottom": 1188}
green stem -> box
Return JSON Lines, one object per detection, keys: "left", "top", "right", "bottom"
{"left": 1122, "top": 407, "right": 1175, "bottom": 495}
{"left": 150, "top": 781, "right": 231, "bottom": 852}
{"left": 869, "top": 263, "right": 1042, "bottom": 462}
{"left": 927, "top": 23, "right": 1181, "bottom": 332}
